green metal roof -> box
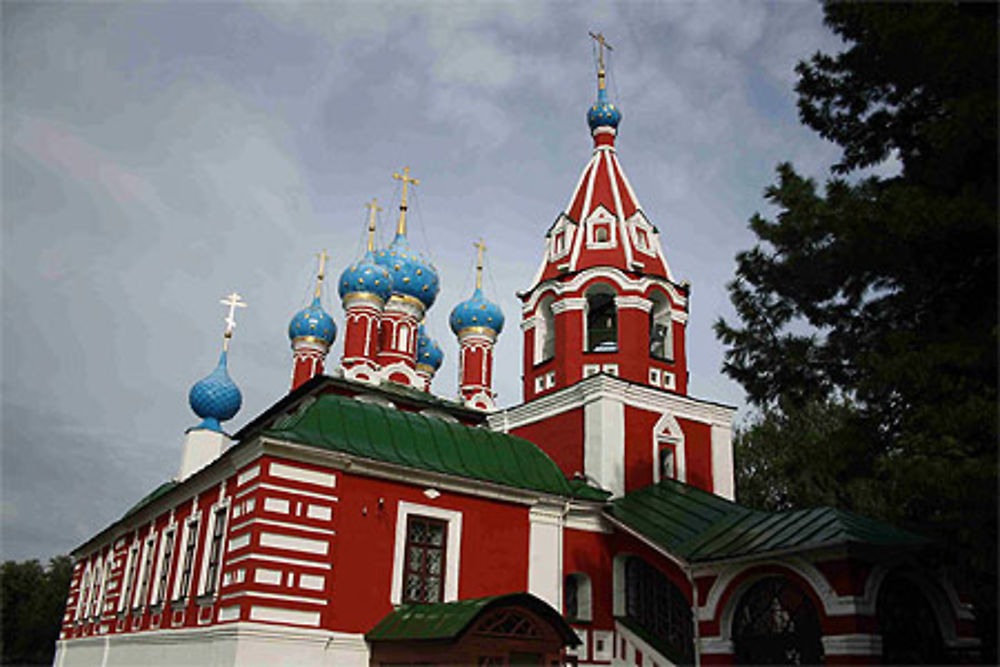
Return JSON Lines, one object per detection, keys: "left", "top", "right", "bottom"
{"left": 262, "top": 393, "right": 586, "bottom": 498}
{"left": 366, "top": 593, "right": 580, "bottom": 646}
{"left": 606, "top": 478, "right": 929, "bottom": 562}
{"left": 122, "top": 480, "right": 178, "bottom": 520}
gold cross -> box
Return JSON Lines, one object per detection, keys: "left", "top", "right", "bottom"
{"left": 392, "top": 166, "right": 420, "bottom": 236}
{"left": 364, "top": 198, "right": 382, "bottom": 252}
{"left": 474, "top": 238, "right": 486, "bottom": 290}
{"left": 219, "top": 292, "right": 248, "bottom": 350}
{"left": 589, "top": 31, "right": 613, "bottom": 90}
{"left": 314, "top": 249, "right": 330, "bottom": 298}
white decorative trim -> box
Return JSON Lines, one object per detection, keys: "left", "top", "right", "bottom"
{"left": 550, "top": 297, "right": 586, "bottom": 314}
{"left": 699, "top": 635, "right": 735, "bottom": 654}
{"left": 652, "top": 411, "right": 687, "bottom": 485}
{"left": 615, "top": 619, "right": 670, "bottom": 666}
{"left": 258, "top": 532, "right": 328, "bottom": 556}
{"left": 249, "top": 606, "right": 320, "bottom": 627}
{"left": 584, "top": 205, "right": 618, "bottom": 249}
{"left": 615, "top": 295, "right": 652, "bottom": 312}
{"left": 523, "top": 266, "right": 686, "bottom": 313}
{"left": 701, "top": 557, "right": 846, "bottom": 628}
{"left": 377, "top": 361, "right": 426, "bottom": 391}
{"left": 269, "top": 463, "right": 336, "bottom": 489}
{"left": 488, "top": 373, "right": 734, "bottom": 434}
{"left": 226, "top": 553, "right": 331, "bottom": 570}
{"left": 390, "top": 501, "right": 462, "bottom": 605}
{"left": 822, "top": 634, "right": 883, "bottom": 656}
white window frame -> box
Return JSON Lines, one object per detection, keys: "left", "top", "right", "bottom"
{"left": 172, "top": 513, "right": 202, "bottom": 602}
{"left": 76, "top": 564, "right": 92, "bottom": 622}
{"left": 390, "top": 501, "right": 462, "bottom": 606}
{"left": 197, "top": 501, "right": 231, "bottom": 598}
{"left": 150, "top": 524, "right": 177, "bottom": 606}
{"left": 117, "top": 541, "right": 140, "bottom": 613}
{"left": 628, "top": 213, "right": 657, "bottom": 257}
{"left": 135, "top": 532, "right": 158, "bottom": 610}
{"left": 652, "top": 412, "right": 687, "bottom": 484}
{"left": 585, "top": 207, "right": 617, "bottom": 249}
{"left": 91, "top": 555, "right": 110, "bottom": 618}
{"left": 549, "top": 217, "right": 574, "bottom": 261}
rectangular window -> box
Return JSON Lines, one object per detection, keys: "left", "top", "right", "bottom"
{"left": 402, "top": 515, "right": 447, "bottom": 604}
{"left": 176, "top": 518, "right": 199, "bottom": 601}
{"left": 135, "top": 535, "right": 157, "bottom": 609}
{"left": 153, "top": 529, "right": 176, "bottom": 605}
{"left": 119, "top": 544, "right": 140, "bottom": 612}
{"left": 203, "top": 507, "right": 228, "bottom": 596}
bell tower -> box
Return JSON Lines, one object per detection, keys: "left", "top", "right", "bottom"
{"left": 519, "top": 32, "right": 690, "bottom": 402}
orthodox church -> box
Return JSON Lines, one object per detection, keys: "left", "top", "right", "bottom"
{"left": 55, "top": 40, "right": 978, "bottom": 667}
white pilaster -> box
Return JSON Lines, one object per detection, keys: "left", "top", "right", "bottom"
{"left": 527, "top": 502, "right": 564, "bottom": 610}
{"left": 710, "top": 422, "right": 735, "bottom": 500}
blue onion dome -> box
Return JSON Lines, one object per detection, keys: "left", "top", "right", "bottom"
{"left": 449, "top": 287, "right": 505, "bottom": 336}
{"left": 189, "top": 351, "right": 242, "bottom": 432}
{"left": 374, "top": 234, "right": 440, "bottom": 309}
{"left": 288, "top": 296, "right": 337, "bottom": 346}
{"left": 338, "top": 250, "right": 393, "bottom": 304}
{"left": 587, "top": 87, "right": 621, "bottom": 131}
{"left": 416, "top": 324, "right": 444, "bottom": 372}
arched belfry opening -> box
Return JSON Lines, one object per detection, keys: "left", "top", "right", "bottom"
{"left": 585, "top": 284, "right": 617, "bottom": 353}
{"left": 649, "top": 291, "right": 673, "bottom": 361}
{"left": 534, "top": 295, "right": 556, "bottom": 364}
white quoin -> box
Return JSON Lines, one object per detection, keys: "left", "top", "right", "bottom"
{"left": 177, "top": 429, "right": 230, "bottom": 482}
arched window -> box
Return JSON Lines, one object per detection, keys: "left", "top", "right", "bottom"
{"left": 649, "top": 292, "right": 673, "bottom": 360}
{"left": 534, "top": 296, "right": 556, "bottom": 363}
{"left": 877, "top": 573, "right": 947, "bottom": 664}
{"left": 623, "top": 557, "right": 693, "bottom": 664}
{"left": 732, "top": 576, "right": 823, "bottom": 665}
{"left": 564, "top": 572, "right": 592, "bottom": 622}
{"left": 585, "top": 285, "right": 617, "bottom": 352}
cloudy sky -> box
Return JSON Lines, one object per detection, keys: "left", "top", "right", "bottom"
{"left": 2, "top": 1, "right": 844, "bottom": 561}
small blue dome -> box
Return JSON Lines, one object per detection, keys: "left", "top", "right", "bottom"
{"left": 450, "top": 287, "right": 504, "bottom": 336}
{"left": 374, "top": 234, "right": 440, "bottom": 309}
{"left": 189, "top": 351, "right": 242, "bottom": 432}
{"left": 416, "top": 324, "right": 444, "bottom": 372}
{"left": 587, "top": 87, "right": 621, "bottom": 131}
{"left": 338, "top": 251, "right": 393, "bottom": 303}
{"left": 288, "top": 296, "right": 337, "bottom": 346}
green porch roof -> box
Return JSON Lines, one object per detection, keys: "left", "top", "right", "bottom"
{"left": 262, "top": 393, "right": 586, "bottom": 499}
{"left": 366, "top": 593, "right": 580, "bottom": 646}
{"left": 606, "top": 478, "right": 929, "bottom": 562}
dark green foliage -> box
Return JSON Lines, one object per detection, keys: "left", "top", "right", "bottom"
{"left": 716, "top": 2, "right": 997, "bottom": 659}
{"left": 1, "top": 556, "right": 72, "bottom": 665}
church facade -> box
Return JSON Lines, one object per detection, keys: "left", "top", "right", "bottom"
{"left": 54, "top": 46, "right": 978, "bottom": 667}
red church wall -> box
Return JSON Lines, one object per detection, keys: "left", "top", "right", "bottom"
{"left": 510, "top": 408, "right": 585, "bottom": 479}
{"left": 624, "top": 406, "right": 656, "bottom": 492}
{"left": 327, "top": 470, "right": 531, "bottom": 634}
{"left": 678, "top": 417, "right": 713, "bottom": 493}
{"left": 563, "top": 528, "right": 615, "bottom": 627}
{"left": 615, "top": 307, "right": 650, "bottom": 384}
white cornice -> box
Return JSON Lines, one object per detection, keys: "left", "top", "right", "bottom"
{"left": 551, "top": 298, "right": 586, "bottom": 314}
{"left": 488, "top": 374, "right": 735, "bottom": 433}
{"left": 521, "top": 267, "right": 687, "bottom": 314}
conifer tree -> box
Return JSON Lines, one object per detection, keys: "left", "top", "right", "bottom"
{"left": 715, "top": 3, "right": 997, "bottom": 657}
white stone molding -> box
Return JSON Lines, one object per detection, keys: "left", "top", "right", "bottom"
{"left": 522, "top": 266, "right": 687, "bottom": 313}
{"left": 615, "top": 295, "right": 653, "bottom": 312}
{"left": 584, "top": 390, "right": 625, "bottom": 497}
{"left": 487, "top": 373, "right": 735, "bottom": 434}
{"left": 376, "top": 361, "right": 425, "bottom": 391}
{"left": 701, "top": 556, "right": 847, "bottom": 630}
{"left": 710, "top": 423, "right": 735, "bottom": 500}
{"left": 390, "top": 501, "right": 462, "bottom": 605}
{"left": 822, "top": 634, "right": 883, "bottom": 656}
{"left": 550, "top": 297, "right": 586, "bottom": 314}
